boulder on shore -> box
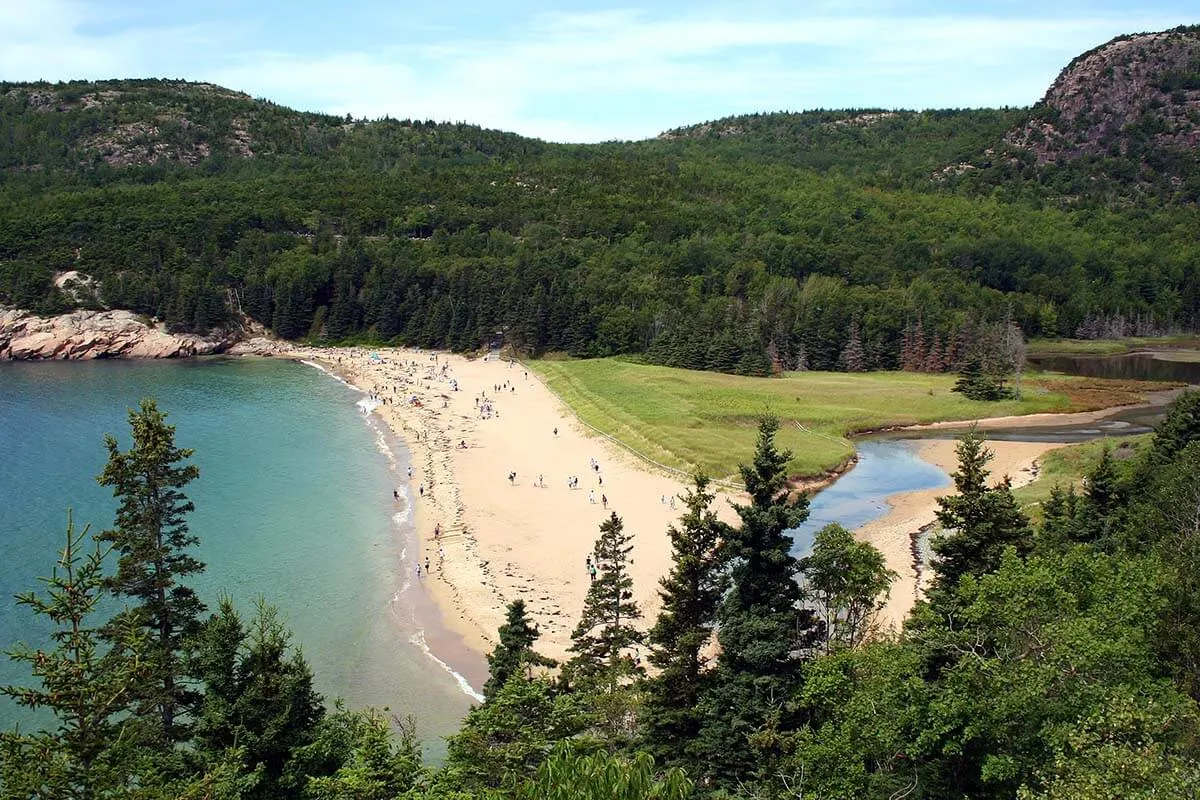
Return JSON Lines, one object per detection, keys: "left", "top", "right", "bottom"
{"left": 0, "top": 308, "right": 242, "bottom": 360}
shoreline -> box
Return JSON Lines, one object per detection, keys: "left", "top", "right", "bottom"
{"left": 854, "top": 438, "right": 1066, "bottom": 630}
{"left": 284, "top": 346, "right": 743, "bottom": 671}
{"left": 278, "top": 346, "right": 1145, "bottom": 674}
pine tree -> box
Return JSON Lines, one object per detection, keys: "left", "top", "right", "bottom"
{"left": 1149, "top": 389, "right": 1200, "bottom": 466}
{"left": 192, "top": 599, "right": 325, "bottom": 799}
{"left": 925, "top": 333, "right": 946, "bottom": 373}
{"left": 641, "top": 475, "right": 731, "bottom": 767}
{"left": 1075, "top": 445, "right": 1123, "bottom": 544}
{"left": 0, "top": 515, "right": 149, "bottom": 798}
{"left": 1038, "top": 483, "right": 1083, "bottom": 550}
{"left": 901, "top": 320, "right": 927, "bottom": 372}
{"left": 484, "top": 599, "right": 556, "bottom": 699}
{"left": 96, "top": 398, "right": 206, "bottom": 745}
{"left": 439, "top": 676, "right": 589, "bottom": 793}
{"left": 838, "top": 318, "right": 867, "bottom": 372}
{"left": 302, "top": 709, "right": 423, "bottom": 800}
{"left": 696, "top": 417, "right": 816, "bottom": 788}
{"left": 930, "top": 427, "right": 1033, "bottom": 600}
{"left": 1001, "top": 308, "right": 1027, "bottom": 399}
{"left": 564, "top": 513, "right": 643, "bottom": 692}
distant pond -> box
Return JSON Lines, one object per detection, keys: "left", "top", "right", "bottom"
{"left": 1028, "top": 350, "right": 1200, "bottom": 384}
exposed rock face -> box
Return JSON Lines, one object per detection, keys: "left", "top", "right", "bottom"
{"left": 0, "top": 308, "right": 241, "bottom": 360}
{"left": 1004, "top": 28, "right": 1200, "bottom": 167}
{"left": 3, "top": 81, "right": 258, "bottom": 170}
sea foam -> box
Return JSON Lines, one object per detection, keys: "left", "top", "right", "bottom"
{"left": 409, "top": 629, "right": 485, "bottom": 702}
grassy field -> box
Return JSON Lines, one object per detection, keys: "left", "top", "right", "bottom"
{"left": 528, "top": 358, "right": 1158, "bottom": 481}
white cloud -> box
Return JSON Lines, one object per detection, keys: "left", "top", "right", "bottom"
{"left": 0, "top": 0, "right": 217, "bottom": 81}
{"left": 1, "top": 2, "right": 1193, "bottom": 141}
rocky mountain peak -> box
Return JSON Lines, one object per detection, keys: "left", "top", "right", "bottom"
{"left": 1003, "top": 26, "right": 1200, "bottom": 168}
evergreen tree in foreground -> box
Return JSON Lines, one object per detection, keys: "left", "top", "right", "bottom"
{"left": 929, "top": 426, "right": 1033, "bottom": 603}
{"left": 192, "top": 598, "right": 325, "bottom": 799}
{"left": 565, "top": 513, "right": 644, "bottom": 691}
{"left": 0, "top": 515, "right": 149, "bottom": 798}
{"left": 696, "top": 416, "right": 816, "bottom": 788}
{"left": 97, "top": 398, "right": 206, "bottom": 745}
{"left": 641, "top": 474, "right": 730, "bottom": 769}
{"left": 484, "top": 599, "right": 557, "bottom": 700}
{"left": 564, "top": 512, "right": 644, "bottom": 743}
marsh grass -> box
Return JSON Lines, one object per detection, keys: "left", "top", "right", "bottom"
{"left": 531, "top": 359, "right": 1085, "bottom": 481}
{"left": 1028, "top": 335, "right": 1200, "bottom": 356}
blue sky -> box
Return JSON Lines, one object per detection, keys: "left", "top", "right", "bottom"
{"left": 1, "top": 1, "right": 1195, "bottom": 142}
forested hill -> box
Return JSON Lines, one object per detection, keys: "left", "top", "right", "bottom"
{"left": 2, "top": 25, "right": 1199, "bottom": 373}
{"left": 0, "top": 79, "right": 547, "bottom": 171}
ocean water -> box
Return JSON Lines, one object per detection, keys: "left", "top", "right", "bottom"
{"left": 0, "top": 358, "right": 477, "bottom": 756}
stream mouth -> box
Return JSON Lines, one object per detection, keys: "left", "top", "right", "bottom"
{"left": 788, "top": 354, "right": 1197, "bottom": 556}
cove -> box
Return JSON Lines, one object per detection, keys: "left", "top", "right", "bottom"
{"left": 0, "top": 358, "right": 477, "bottom": 755}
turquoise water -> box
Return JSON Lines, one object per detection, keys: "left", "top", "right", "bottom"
{"left": 0, "top": 358, "right": 476, "bottom": 754}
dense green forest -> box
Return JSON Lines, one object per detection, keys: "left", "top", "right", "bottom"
{"left": 3, "top": 27, "right": 1200, "bottom": 375}
{"left": 6, "top": 395, "right": 1200, "bottom": 798}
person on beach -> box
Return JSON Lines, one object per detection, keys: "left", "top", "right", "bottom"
{"left": 589, "top": 489, "right": 596, "bottom": 504}
{"left": 425, "top": 557, "right": 431, "bottom": 574}
{"left": 416, "top": 562, "right": 422, "bottom": 578}
{"left": 393, "top": 489, "right": 399, "bottom": 500}
{"left": 601, "top": 494, "right": 608, "bottom": 509}
{"left": 553, "top": 427, "right": 558, "bottom": 437}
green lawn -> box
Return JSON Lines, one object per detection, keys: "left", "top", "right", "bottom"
{"left": 530, "top": 359, "right": 1084, "bottom": 481}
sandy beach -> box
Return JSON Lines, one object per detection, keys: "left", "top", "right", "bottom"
{"left": 282, "top": 346, "right": 1073, "bottom": 670}
{"left": 287, "top": 346, "right": 743, "bottom": 667}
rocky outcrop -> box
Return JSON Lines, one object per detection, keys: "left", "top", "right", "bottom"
{"left": 1003, "top": 27, "right": 1200, "bottom": 167}
{"left": 0, "top": 308, "right": 243, "bottom": 360}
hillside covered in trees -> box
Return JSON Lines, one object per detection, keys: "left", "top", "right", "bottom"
{"left": 2, "top": 26, "right": 1200, "bottom": 375}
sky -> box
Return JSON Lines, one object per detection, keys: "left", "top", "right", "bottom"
{"left": 0, "top": 1, "right": 1196, "bottom": 143}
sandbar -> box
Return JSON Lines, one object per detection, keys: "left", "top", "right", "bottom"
{"left": 856, "top": 438, "right": 1066, "bottom": 631}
